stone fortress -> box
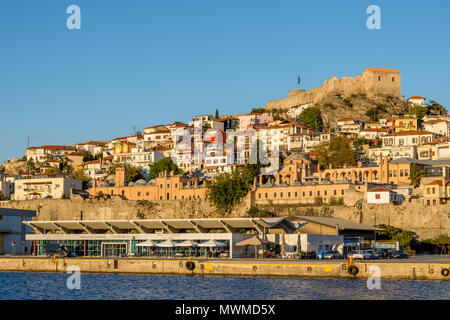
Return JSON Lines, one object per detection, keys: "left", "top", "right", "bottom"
{"left": 264, "top": 67, "right": 402, "bottom": 110}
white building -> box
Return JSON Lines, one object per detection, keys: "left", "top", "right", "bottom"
{"left": 367, "top": 187, "right": 398, "bottom": 204}
{"left": 368, "top": 146, "right": 417, "bottom": 163}
{"left": 359, "top": 128, "right": 390, "bottom": 140}
{"left": 381, "top": 130, "right": 435, "bottom": 148}
{"left": 13, "top": 175, "right": 82, "bottom": 200}
{"left": 407, "top": 96, "right": 426, "bottom": 107}
{"left": 423, "top": 120, "right": 450, "bottom": 137}
{"left": 26, "top": 145, "right": 77, "bottom": 162}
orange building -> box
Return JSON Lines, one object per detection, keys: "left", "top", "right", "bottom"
{"left": 88, "top": 168, "right": 207, "bottom": 200}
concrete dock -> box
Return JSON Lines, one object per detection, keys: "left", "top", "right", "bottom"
{"left": 0, "top": 255, "right": 449, "bottom": 281}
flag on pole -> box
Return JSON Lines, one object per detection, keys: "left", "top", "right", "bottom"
{"left": 297, "top": 75, "right": 301, "bottom": 86}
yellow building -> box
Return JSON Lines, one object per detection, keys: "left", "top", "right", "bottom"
{"left": 391, "top": 115, "right": 418, "bottom": 133}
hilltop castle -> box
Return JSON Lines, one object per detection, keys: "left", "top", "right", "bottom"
{"left": 265, "top": 67, "right": 402, "bottom": 110}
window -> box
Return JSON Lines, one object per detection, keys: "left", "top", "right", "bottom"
{"left": 175, "top": 184, "right": 178, "bottom": 188}
{"left": 317, "top": 191, "right": 320, "bottom": 196}
{"left": 280, "top": 193, "right": 283, "bottom": 198}
{"left": 433, "top": 200, "right": 436, "bottom": 205}
{"left": 375, "top": 194, "right": 381, "bottom": 199}
{"left": 167, "top": 184, "right": 170, "bottom": 188}
{"left": 405, "top": 170, "right": 409, "bottom": 176}
{"left": 324, "top": 190, "right": 327, "bottom": 196}
{"left": 295, "top": 192, "right": 297, "bottom": 197}
{"left": 392, "top": 77, "right": 395, "bottom": 82}
{"left": 400, "top": 170, "right": 403, "bottom": 177}
{"left": 137, "top": 192, "right": 141, "bottom": 196}
{"left": 309, "top": 191, "right": 312, "bottom": 197}
{"left": 146, "top": 192, "right": 149, "bottom": 196}
{"left": 334, "top": 190, "right": 337, "bottom": 196}
{"left": 265, "top": 193, "right": 268, "bottom": 199}
{"left": 432, "top": 188, "right": 436, "bottom": 194}
{"left": 258, "top": 193, "right": 261, "bottom": 199}
{"left": 341, "top": 190, "right": 344, "bottom": 195}
{"left": 427, "top": 188, "right": 430, "bottom": 194}
{"left": 274, "top": 193, "right": 277, "bottom": 198}
{"left": 393, "top": 170, "right": 397, "bottom": 177}
{"left": 303, "top": 192, "right": 305, "bottom": 197}
{"left": 288, "top": 192, "right": 291, "bottom": 197}
{"left": 389, "top": 171, "right": 393, "bottom": 177}
{"left": 160, "top": 196, "right": 163, "bottom": 200}
{"left": 427, "top": 200, "right": 430, "bottom": 206}
{"left": 378, "top": 76, "right": 381, "bottom": 81}
{"left": 160, "top": 184, "right": 163, "bottom": 188}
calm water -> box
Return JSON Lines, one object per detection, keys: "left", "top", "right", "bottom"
{"left": 0, "top": 272, "right": 448, "bottom": 300}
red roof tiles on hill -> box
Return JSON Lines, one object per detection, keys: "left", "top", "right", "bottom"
{"left": 367, "top": 67, "right": 400, "bottom": 73}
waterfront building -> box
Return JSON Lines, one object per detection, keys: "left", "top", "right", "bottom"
{"left": 24, "top": 218, "right": 298, "bottom": 258}
{"left": 0, "top": 208, "right": 36, "bottom": 255}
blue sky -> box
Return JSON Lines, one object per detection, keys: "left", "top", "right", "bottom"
{"left": 1, "top": 0, "right": 449, "bottom": 162}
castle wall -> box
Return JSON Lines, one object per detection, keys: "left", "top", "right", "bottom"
{"left": 265, "top": 68, "right": 401, "bottom": 110}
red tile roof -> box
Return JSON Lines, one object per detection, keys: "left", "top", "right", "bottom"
{"left": 367, "top": 67, "right": 400, "bottom": 73}
{"left": 382, "top": 130, "right": 434, "bottom": 137}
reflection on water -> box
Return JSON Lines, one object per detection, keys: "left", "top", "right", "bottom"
{"left": 0, "top": 272, "right": 448, "bottom": 300}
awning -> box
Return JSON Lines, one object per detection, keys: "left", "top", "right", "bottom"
{"left": 198, "top": 240, "right": 226, "bottom": 247}
{"left": 176, "top": 240, "right": 199, "bottom": 247}
{"left": 235, "top": 236, "right": 272, "bottom": 247}
{"left": 136, "top": 240, "right": 158, "bottom": 247}
{"left": 156, "top": 240, "right": 176, "bottom": 248}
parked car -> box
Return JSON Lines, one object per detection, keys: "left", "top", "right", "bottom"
{"left": 376, "top": 249, "right": 394, "bottom": 259}
{"left": 44, "top": 243, "right": 73, "bottom": 258}
{"left": 365, "top": 250, "right": 379, "bottom": 260}
{"left": 348, "top": 250, "right": 372, "bottom": 260}
{"left": 392, "top": 250, "right": 408, "bottom": 259}
{"left": 323, "top": 251, "right": 343, "bottom": 259}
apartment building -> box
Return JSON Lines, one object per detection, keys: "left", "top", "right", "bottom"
{"left": 13, "top": 175, "right": 82, "bottom": 200}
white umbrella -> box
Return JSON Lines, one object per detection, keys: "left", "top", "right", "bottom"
{"left": 136, "top": 240, "right": 158, "bottom": 247}
{"left": 198, "top": 240, "right": 226, "bottom": 247}
{"left": 157, "top": 240, "right": 176, "bottom": 248}
{"left": 176, "top": 240, "right": 199, "bottom": 247}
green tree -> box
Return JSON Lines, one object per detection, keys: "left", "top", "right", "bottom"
{"left": 59, "top": 158, "right": 71, "bottom": 174}
{"left": 215, "top": 109, "right": 220, "bottom": 119}
{"left": 70, "top": 171, "right": 91, "bottom": 189}
{"left": 408, "top": 105, "right": 427, "bottom": 121}
{"left": 207, "top": 164, "right": 260, "bottom": 214}
{"left": 365, "top": 107, "right": 379, "bottom": 121}
{"left": 250, "top": 107, "right": 266, "bottom": 114}
{"left": 79, "top": 150, "right": 95, "bottom": 162}
{"left": 409, "top": 163, "right": 421, "bottom": 188}
{"left": 147, "top": 158, "right": 182, "bottom": 180}
{"left": 376, "top": 224, "right": 418, "bottom": 250}
{"left": 313, "top": 136, "right": 356, "bottom": 169}
{"left": 427, "top": 100, "right": 447, "bottom": 115}
{"left": 26, "top": 159, "right": 35, "bottom": 172}
{"left": 297, "top": 106, "right": 324, "bottom": 131}
{"left": 107, "top": 162, "right": 144, "bottom": 182}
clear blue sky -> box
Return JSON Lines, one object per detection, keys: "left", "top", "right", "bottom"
{"left": 1, "top": 0, "right": 449, "bottom": 162}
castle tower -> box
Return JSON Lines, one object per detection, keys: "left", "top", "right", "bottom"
{"left": 115, "top": 167, "right": 127, "bottom": 187}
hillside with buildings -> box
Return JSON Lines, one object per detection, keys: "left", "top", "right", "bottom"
{"left": 1, "top": 67, "right": 449, "bottom": 245}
